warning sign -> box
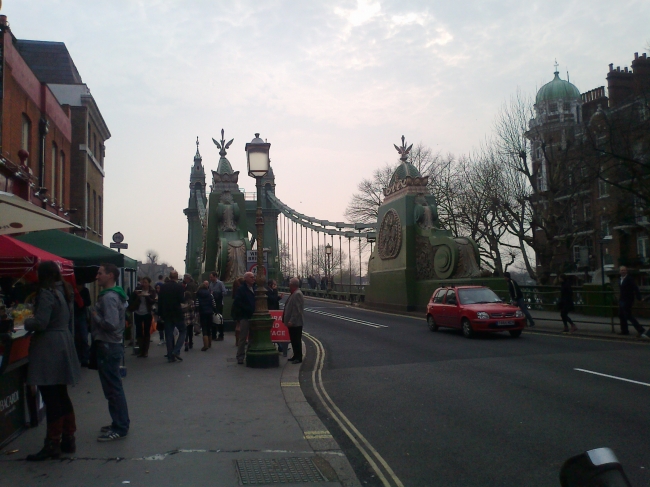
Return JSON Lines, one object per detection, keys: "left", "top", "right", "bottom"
{"left": 270, "top": 310, "right": 290, "bottom": 343}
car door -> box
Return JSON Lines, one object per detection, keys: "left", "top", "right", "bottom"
{"left": 429, "top": 289, "right": 447, "bottom": 324}
{"left": 445, "top": 289, "right": 461, "bottom": 328}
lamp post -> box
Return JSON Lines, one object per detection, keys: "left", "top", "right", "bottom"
{"left": 325, "top": 243, "right": 332, "bottom": 292}
{"left": 244, "top": 133, "right": 278, "bottom": 368}
{"left": 599, "top": 235, "right": 613, "bottom": 287}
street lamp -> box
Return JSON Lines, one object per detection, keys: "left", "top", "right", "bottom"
{"left": 244, "top": 133, "right": 278, "bottom": 368}
{"left": 325, "top": 243, "right": 332, "bottom": 292}
{"left": 599, "top": 235, "right": 613, "bottom": 288}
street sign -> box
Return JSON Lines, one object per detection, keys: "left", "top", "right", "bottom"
{"left": 247, "top": 250, "right": 268, "bottom": 277}
{"left": 269, "top": 310, "right": 290, "bottom": 342}
{"left": 112, "top": 232, "right": 124, "bottom": 244}
{"left": 110, "top": 242, "right": 128, "bottom": 250}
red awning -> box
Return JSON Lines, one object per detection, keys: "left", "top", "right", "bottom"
{"left": 0, "top": 235, "right": 75, "bottom": 282}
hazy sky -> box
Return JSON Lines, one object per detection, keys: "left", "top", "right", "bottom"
{"left": 7, "top": 1, "right": 649, "bottom": 269}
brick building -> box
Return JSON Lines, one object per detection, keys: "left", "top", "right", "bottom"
{"left": 0, "top": 16, "right": 72, "bottom": 218}
{"left": 527, "top": 53, "right": 650, "bottom": 284}
{"left": 16, "top": 40, "right": 110, "bottom": 243}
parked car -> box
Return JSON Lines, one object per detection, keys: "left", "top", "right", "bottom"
{"left": 426, "top": 285, "right": 526, "bottom": 338}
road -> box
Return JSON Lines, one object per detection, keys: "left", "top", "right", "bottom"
{"left": 298, "top": 298, "right": 650, "bottom": 487}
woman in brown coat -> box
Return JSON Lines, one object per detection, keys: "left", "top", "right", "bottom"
{"left": 24, "top": 261, "right": 81, "bottom": 460}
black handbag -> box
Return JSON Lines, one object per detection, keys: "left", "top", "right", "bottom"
{"left": 88, "top": 340, "right": 98, "bottom": 370}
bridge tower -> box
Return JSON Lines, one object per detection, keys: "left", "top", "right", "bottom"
{"left": 184, "top": 138, "right": 207, "bottom": 280}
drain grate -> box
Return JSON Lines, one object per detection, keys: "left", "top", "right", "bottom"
{"left": 235, "top": 457, "right": 327, "bottom": 484}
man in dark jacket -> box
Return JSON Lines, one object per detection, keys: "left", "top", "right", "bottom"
{"left": 618, "top": 266, "right": 646, "bottom": 337}
{"left": 157, "top": 271, "right": 186, "bottom": 362}
{"left": 233, "top": 272, "right": 256, "bottom": 364}
{"left": 504, "top": 272, "right": 535, "bottom": 327}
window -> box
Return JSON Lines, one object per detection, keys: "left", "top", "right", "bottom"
{"left": 59, "top": 152, "right": 65, "bottom": 204}
{"left": 93, "top": 133, "right": 97, "bottom": 157}
{"left": 598, "top": 178, "right": 609, "bottom": 197}
{"left": 86, "top": 183, "right": 90, "bottom": 228}
{"left": 563, "top": 102, "right": 570, "bottom": 112}
{"left": 638, "top": 235, "right": 649, "bottom": 263}
{"left": 573, "top": 245, "right": 581, "bottom": 264}
{"left": 537, "top": 162, "right": 548, "bottom": 192}
{"left": 21, "top": 115, "right": 32, "bottom": 154}
{"left": 549, "top": 102, "right": 557, "bottom": 112}
{"left": 93, "top": 190, "right": 97, "bottom": 230}
{"left": 98, "top": 195, "right": 103, "bottom": 235}
{"left": 445, "top": 289, "right": 457, "bottom": 304}
{"left": 433, "top": 290, "right": 446, "bottom": 304}
{"left": 601, "top": 217, "right": 611, "bottom": 237}
{"left": 51, "top": 143, "right": 58, "bottom": 202}
{"left": 634, "top": 198, "right": 648, "bottom": 224}
{"left": 570, "top": 205, "right": 578, "bottom": 225}
{"left": 583, "top": 201, "right": 592, "bottom": 221}
{"left": 87, "top": 123, "right": 91, "bottom": 145}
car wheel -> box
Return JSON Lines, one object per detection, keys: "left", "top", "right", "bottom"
{"left": 427, "top": 315, "right": 439, "bottom": 332}
{"left": 509, "top": 329, "right": 522, "bottom": 338}
{"left": 462, "top": 318, "right": 474, "bottom": 338}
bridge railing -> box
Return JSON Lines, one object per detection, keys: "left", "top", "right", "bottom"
{"left": 279, "top": 284, "right": 366, "bottom": 302}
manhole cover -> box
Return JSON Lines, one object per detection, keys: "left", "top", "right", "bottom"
{"left": 235, "top": 457, "right": 327, "bottom": 484}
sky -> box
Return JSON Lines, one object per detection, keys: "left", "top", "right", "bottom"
{"left": 6, "top": 0, "right": 650, "bottom": 270}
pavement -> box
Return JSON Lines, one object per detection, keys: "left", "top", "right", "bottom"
{"left": 0, "top": 333, "right": 360, "bottom": 487}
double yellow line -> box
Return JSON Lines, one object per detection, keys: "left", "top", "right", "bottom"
{"left": 303, "top": 332, "right": 404, "bottom": 487}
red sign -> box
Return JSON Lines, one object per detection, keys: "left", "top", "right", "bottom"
{"left": 270, "top": 310, "right": 290, "bottom": 342}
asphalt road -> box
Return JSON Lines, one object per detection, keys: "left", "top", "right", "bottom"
{"left": 298, "top": 298, "right": 650, "bottom": 487}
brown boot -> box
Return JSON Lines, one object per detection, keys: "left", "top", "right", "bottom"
{"left": 201, "top": 336, "right": 210, "bottom": 351}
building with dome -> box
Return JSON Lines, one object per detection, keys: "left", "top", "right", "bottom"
{"left": 526, "top": 53, "right": 650, "bottom": 286}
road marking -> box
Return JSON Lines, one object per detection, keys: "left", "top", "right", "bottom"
{"left": 281, "top": 382, "right": 300, "bottom": 387}
{"left": 304, "top": 332, "right": 404, "bottom": 487}
{"left": 304, "top": 431, "right": 334, "bottom": 439}
{"left": 575, "top": 368, "right": 650, "bottom": 387}
{"left": 526, "top": 331, "right": 650, "bottom": 345}
{"left": 305, "top": 308, "right": 389, "bottom": 328}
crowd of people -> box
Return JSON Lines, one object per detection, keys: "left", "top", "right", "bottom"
{"left": 20, "top": 264, "right": 306, "bottom": 460}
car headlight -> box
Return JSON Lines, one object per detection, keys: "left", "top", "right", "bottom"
{"left": 476, "top": 311, "right": 489, "bottom": 320}
{"left": 515, "top": 310, "right": 524, "bottom": 318}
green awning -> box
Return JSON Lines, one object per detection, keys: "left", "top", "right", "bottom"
{"left": 16, "top": 230, "right": 138, "bottom": 270}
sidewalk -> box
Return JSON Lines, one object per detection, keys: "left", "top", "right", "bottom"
{"left": 0, "top": 333, "right": 360, "bottom": 487}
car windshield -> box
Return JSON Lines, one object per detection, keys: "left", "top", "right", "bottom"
{"left": 458, "top": 288, "right": 502, "bottom": 304}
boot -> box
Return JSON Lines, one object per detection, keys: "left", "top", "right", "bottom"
{"left": 26, "top": 439, "right": 61, "bottom": 461}
{"left": 201, "top": 336, "right": 209, "bottom": 351}
{"left": 61, "top": 434, "right": 76, "bottom": 454}
{"left": 138, "top": 338, "right": 149, "bottom": 357}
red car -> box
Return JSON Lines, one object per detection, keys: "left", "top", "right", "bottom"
{"left": 426, "top": 285, "right": 526, "bottom": 338}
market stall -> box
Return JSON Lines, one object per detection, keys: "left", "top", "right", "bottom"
{"left": 0, "top": 235, "right": 75, "bottom": 448}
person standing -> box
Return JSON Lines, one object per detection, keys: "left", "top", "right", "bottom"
{"left": 618, "top": 266, "right": 646, "bottom": 337}
{"left": 92, "top": 263, "right": 130, "bottom": 442}
{"left": 208, "top": 271, "right": 226, "bottom": 341}
{"left": 233, "top": 272, "right": 256, "bottom": 365}
{"left": 267, "top": 279, "right": 286, "bottom": 356}
{"left": 153, "top": 282, "right": 165, "bottom": 346}
{"left": 157, "top": 270, "right": 186, "bottom": 362}
{"left": 504, "top": 272, "right": 535, "bottom": 327}
{"left": 558, "top": 274, "right": 577, "bottom": 333}
{"left": 196, "top": 281, "right": 217, "bottom": 351}
{"left": 129, "top": 277, "right": 156, "bottom": 358}
{"left": 73, "top": 282, "right": 92, "bottom": 367}
{"left": 24, "top": 261, "right": 81, "bottom": 460}
{"left": 283, "top": 277, "right": 305, "bottom": 364}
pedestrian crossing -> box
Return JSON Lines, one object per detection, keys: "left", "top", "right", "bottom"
{"left": 305, "top": 308, "right": 389, "bottom": 328}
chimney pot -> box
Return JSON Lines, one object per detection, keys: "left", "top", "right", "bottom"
{"left": 609, "top": 63, "right": 614, "bottom": 71}
{"left": 0, "top": 15, "right": 7, "bottom": 26}
{"left": 635, "top": 52, "right": 639, "bottom": 59}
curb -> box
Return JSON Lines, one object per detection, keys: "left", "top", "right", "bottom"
{"left": 280, "top": 344, "right": 362, "bottom": 487}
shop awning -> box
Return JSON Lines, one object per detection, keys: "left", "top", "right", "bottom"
{"left": 0, "top": 191, "right": 78, "bottom": 235}
{"left": 0, "top": 235, "right": 74, "bottom": 281}
{"left": 15, "top": 230, "right": 138, "bottom": 270}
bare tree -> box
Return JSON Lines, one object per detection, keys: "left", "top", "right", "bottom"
{"left": 146, "top": 250, "right": 159, "bottom": 265}
{"left": 344, "top": 163, "right": 396, "bottom": 223}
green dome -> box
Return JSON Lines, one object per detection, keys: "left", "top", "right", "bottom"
{"left": 390, "top": 162, "right": 422, "bottom": 186}
{"left": 536, "top": 71, "right": 581, "bottom": 104}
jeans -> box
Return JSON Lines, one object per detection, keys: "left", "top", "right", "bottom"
{"left": 164, "top": 320, "right": 187, "bottom": 359}
{"left": 97, "top": 341, "right": 130, "bottom": 435}
{"left": 74, "top": 312, "right": 89, "bottom": 365}
{"left": 515, "top": 298, "right": 535, "bottom": 326}
{"left": 134, "top": 313, "right": 152, "bottom": 340}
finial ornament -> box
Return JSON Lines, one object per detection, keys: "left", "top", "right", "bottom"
{"left": 393, "top": 135, "right": 413, "bottom": 163}
{"left": 212, "top": 128, "right": 234, "bottom": 157}
{"left": 554, "top": 59, "right": 559, "bottom": 74}
{"left": 194, "top": 136, "right": 202, "bottom": 161}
